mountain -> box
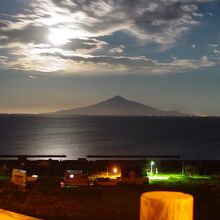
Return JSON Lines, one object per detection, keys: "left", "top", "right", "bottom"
{"left": 50, "top": 96, "right": 186, "bottom": 116}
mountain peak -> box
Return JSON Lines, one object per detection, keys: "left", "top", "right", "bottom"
{"left": 52, "top": 96, "right": 186, "bottom": 116}
{"left": 111, "top": 95, "right": 126, "bottom": 100}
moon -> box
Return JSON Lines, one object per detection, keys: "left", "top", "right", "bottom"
{"left": 48, "top": 30, "right": 70, "bottom": 45}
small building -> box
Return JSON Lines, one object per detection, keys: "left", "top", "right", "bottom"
{"left": 95, "top": 178, "right": 118, "bottom": 186}
{"left": 11, "top": 169, "right": 27, "bottom": 186}
{"left": 63, "top": 170, "right": 89, "bottom": 186}
{"left": 121, "top": 167, "right": 143, "bottom": 178}
{"left": 118, "top": 167, "right": 149, "bottom": 185}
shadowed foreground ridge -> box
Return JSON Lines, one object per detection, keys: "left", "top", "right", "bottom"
{"left": 51, "top": 96, "right": 185, "bottom": 116}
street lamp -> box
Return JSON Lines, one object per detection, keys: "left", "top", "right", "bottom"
{"left": 150, "top": 161, "right": 155, "bottom": 175}
{"left": 113, "top": 167, "right": 118, "bottom": 175}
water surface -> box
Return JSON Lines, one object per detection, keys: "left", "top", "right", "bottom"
{"left": 0, "top": 115, "right": 220, "bottom": 160}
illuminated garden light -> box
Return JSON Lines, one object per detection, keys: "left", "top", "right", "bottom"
{"left": 32, "top": 175, "right": 38, "bottom": 178}
{"left": 113, "top": 167, "right": 118, "bottom": 175}
{"left": 150, "top": 161, "right": 155, "bottom": 175}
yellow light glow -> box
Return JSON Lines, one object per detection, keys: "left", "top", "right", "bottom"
{"left": 113, "top": 167, "right": 117, "bottom": 174}
{"left": 140, "top": 191, "right": 193, "bottom": 220}
{"left": 0, "top": 208, "right": 39, "bottom": 219}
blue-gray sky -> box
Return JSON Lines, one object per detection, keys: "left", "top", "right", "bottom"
{"left": 0, "top": 0, "right": 220, "bottom": 115}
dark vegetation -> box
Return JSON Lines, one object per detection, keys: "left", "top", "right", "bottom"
{"left": 1, "top": 159, "right": 220, "bottom": 219}
{"left": 0, "top": 175, "right": 220, "bottom": 220}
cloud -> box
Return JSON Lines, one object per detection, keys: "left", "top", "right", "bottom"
{"left": 0, "top": 22, "right": 8, "bottom": 29}
{"left": 0, "top": 55, "right": 8, "bottom": 65}
{"left": 28, "top": 75, "right": 38, "bottom": 79}
{"left": 0, "top": 0, "right": 217, "bottom": 75}
{"left": 110, "top": 45, "right": 125, "bottom": 53}
{"left": 171, "top": 55, "right": 178, "bottom": 60}
{"left": 0, "top": 24, "right": 50, "bottom": 45}
{"left": 207, "top": 12, "right": 214, "bottom": 16}
{"left": 63, "top": 38, "right": 108, "bottom": 53}
{"left": 2, "top": 41, "right": 214, "bottom": 74}
{"left": 1, "top": 0, "right": 209, "bottom": 45}
{"left": 26, "top": 52, "right": 214, "bottom": 74}
{"left": 213, "top": 49, "right": 220, "bottom": 54}
{"left": 48, "top": 0, "right": 204, "bottom": 45}
{"left": 208, "top": 44, "right": 218, "bottom": 47}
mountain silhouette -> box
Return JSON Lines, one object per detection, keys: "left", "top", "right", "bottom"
{"left": 51, "top": 96, "right": 185, "bottom": 116}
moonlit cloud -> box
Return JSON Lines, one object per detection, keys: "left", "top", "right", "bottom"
{"left": 213, "top": 49, "right": 220, "bottom": 54}
{"left": 39, "top": 52, "right": 214, "bottom": 75}
{"left": 0, "top": 0, "right": 217, "bottom": 75}
{"left": 110, "top": 45, "right": 125, "bottom": 54}
{"left": 28, "top": 75, "right": 38, "bottom": 79}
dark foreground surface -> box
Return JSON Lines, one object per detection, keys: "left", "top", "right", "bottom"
{"left": 0, "top": 176, "right": 220, "bottom": 220}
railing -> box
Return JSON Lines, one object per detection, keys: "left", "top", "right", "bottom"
{"left": 0, "top": 155, "right": 66, "bottom": 160}
{"left": 87, "top": 155, "right": 180, "bottom": 159}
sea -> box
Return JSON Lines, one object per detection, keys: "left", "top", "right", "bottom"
{"left": 0, "top": 115, "right": 220, "bottom": 160}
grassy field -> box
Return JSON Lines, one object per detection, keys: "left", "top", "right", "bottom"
{"left": 148, "top": 172, "right": 211, "bottom": 182}
{"left": 0, "top": 174, "right": 220, "bottom": 220}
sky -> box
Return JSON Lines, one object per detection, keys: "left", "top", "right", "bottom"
{"left": 0, "top": 0, "right": 220, "bottom": 115}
